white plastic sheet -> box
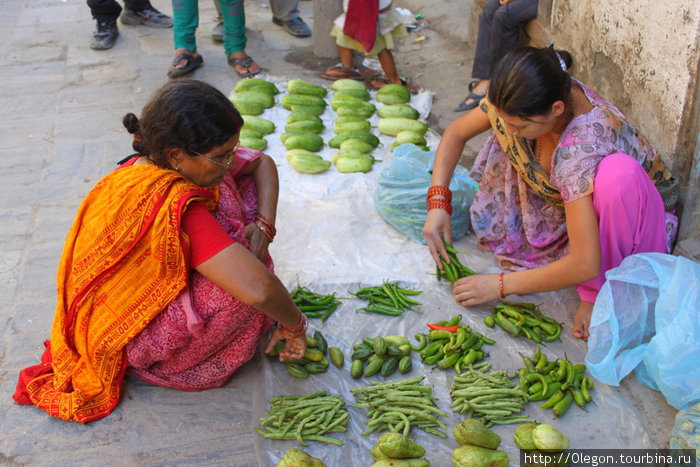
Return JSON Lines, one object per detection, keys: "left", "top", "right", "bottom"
{"left": 241, "top": 75, "right": 659, "bottom": 466}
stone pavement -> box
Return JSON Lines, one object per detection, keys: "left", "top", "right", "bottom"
{"left": 0, "top": 0, "right": 678, "bottom": 465}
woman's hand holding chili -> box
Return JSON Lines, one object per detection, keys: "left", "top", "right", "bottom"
{"left": 423, "top": 208, "right": 453, "bottom": 268}
{"left": 452, "top": 273, "right": 502, "bottom": 307}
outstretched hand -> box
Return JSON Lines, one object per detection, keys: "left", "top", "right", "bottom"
{"left": 264, "top": 326, "right": 307, "bottom": 362}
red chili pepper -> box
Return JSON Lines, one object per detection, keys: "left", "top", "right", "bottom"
{"left": 426, "top": 324, "right": 460, "bottom": 332}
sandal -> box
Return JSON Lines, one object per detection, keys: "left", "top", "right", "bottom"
{"left": 364, "top": 77, "right": 422, "bottom": 94}
{"left": 320, "top": 64, "right": 379, "bottom": 81}
{"left": 167, "top": 52, "right": 204, "bottom": 79}
{"left": 455, "top": 80, "right": 485, "bottom": 112}
{"left": 228, "top": 55, "right": 260, "bottom": 78}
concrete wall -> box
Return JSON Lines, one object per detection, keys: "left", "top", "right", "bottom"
{"left": 525, "top": 0, "right": 700, "bottom": 258}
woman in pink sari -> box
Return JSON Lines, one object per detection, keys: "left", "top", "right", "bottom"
{"left": 423, "top": 46, "right": 678, "bottom": 340}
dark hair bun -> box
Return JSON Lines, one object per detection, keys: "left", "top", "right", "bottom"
{"left": 122, "top": 113, "right": 139, "bottom": 134}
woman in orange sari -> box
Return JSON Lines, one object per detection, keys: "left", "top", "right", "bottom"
{"left": 13, "top": 79, "right": 306, "bottom": 423}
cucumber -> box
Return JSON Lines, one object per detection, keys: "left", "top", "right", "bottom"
{"left": 339, "top": 138, "right": 373, "bottom": 154}
{"left": 282, "top": 94, "right": 326, "bottom": 110}
{"left": 285, "top": 148, "right": 320, "bottom": 160}
{"left": 363, "top": 357, "right": 383, "bottom": 377}
{"left": 280, "top": 131, "right": 323, "bottom": 146}
{"left": 242, "top": 115, "right": 276, "bottom": 135}
{"left": 330, "top": 78, "right": 368, "bottom": 91}
{"left": 229, "top": 91, "right": 275, "bottom": 109}
{"left": 239, "top": 128, "right": 263, "bottom": 140}
{"left": 335, "top": 105, "right": 375, "bottom": 119}
{"left": 234, "top": 78, "right": 280, "bottom": 95}
{"left": 286, "top": 363, "right": 309, "bottom": 378}
{"left": 240, "top": 136, "right": 267, "bottom": 151}
{"left": 333, "top": 88, "right": 371, "bottom": 101}
{"left": 378, "top": 117, "right": 428, "bottom": 136}
{"left": 303, "top": 348, "right": 325, "bottom": 362}
{"left": 373, "top": 336, "right": 387, "bottom": 356}
{"left": 398, "top": 355, "right": 412, "bottom": 374}
{"left": 285, "top": 134, "right": 323, "bottom": 152}
{"left": 329, "top": 347, "right": 344, "bottom": 367}
{"left": 331, "top": 149, "right": 369, "bottom": 164}
{"left": 289, "top": 104, "right": 326, "bottom": 116}
{"left": 377, "top": 103, "right": 419, "bottom": 119}
{"left": 350, "top": 359, "right": 364, "bottom": 379}
{"left": 333, "top": 120, "right": 371, "bottom": 134}
{"left": 395, "top": 130, "right": 427, "bottom": 145}
{"left": 286, "top": 111, "right": 322, "bottom": 124}
{"left": 304, "top": 361, "right": 329, "bottom": 374}
{"left": 287, "top": 79, "right": 328, "bottom": 97}
{"left": 331, "top": 97, "right": 375, "bottom": 112}
{"left": 376, "top": 83, "right": 411, "bottom": 104}
{"left": 288, "top": 154, "right": 330, "bottom": 174}
{"left": 380, "top": 356, "right": 398, "bottom": 377}
{"left": 335, "top": 153, "right": 375, "bottom": 173}
{"left": 335, "top": 115, "right": 367, "bottom": 124}
{"left": 234, "top": 101, "right": 264, "bottom": 116}
{"left": 328, "top": 131, "right": 380, "bottom": 149}
{"left": 285, "top": 120, "right": 325, "bottom": 134}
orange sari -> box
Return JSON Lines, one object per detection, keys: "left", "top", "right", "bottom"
{"left": 13, "top": 165, "right": 217, "bottom": 423}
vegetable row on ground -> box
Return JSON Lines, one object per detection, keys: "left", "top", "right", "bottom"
{"left": 229, "top": 77, "right": 430, "bottom": 174}
{"left": 261, "top": 244, "right": 594, "bottom": 466}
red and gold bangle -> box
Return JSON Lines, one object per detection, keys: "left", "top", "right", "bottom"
{"left": 255, "top": 213, "right": 276, "bottom": 242}
{"left": 279, "top": 312, "right": 308, "bottom": 339}
{"left": 427, "top": 197, "right": 453, "bottom": 215}
{"left": 499, "top": 272, "right": 506, "bottom": 299}
{"left": 427, "top": 185, "right": 452, "bottom": 200}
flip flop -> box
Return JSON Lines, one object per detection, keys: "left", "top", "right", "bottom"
{"left": 320, "top": 64, "right": 379, "bottom": 81}
{"left": 167, "top": 52, "right": 203, "bottom": 79}
{"left": 455, "top": 80, "right": 485, "bottom": 112}
{"left": 228, "top": 55, "right": 260, "bottom": 78}
{"left": 364, "top": 77, "right": 422, "bottom": 94}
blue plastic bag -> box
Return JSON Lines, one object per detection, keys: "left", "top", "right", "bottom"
{"left": 373, "top": 143, "right": 477, "bottom": 244}
{"left": 585, "top": 253, "right": 700, "bottom": 411}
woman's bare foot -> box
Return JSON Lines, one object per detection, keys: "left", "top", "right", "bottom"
{"left": 572, "top": 301, "right": 593, "bottom": 340}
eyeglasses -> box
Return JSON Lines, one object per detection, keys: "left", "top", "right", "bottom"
{"left": 194, "top": 142, "right": 239, "bottom": 169}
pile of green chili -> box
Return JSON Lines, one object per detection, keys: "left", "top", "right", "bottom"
{"left": 484, "top": 300, "right": 562, "bottom": 343}
{"left": 436, "top": 240, "right": 476, "bottom": 284}
{"left": 517, "top": 346, "right": 594, "bottom": 417}
{"left": 354, "top": 282, "right": 422, "bottom": 316}
{"left": 290, "top": 284, "right": 341, "bottom": 322}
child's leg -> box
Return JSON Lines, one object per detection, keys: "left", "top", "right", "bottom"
{"left": 377, "top": 48, "right": 399, "bottom": 83}
{"left": 338, "top": 46, "right": 354, "bottom": 69}
{"left": 573, "top": 152, "right": 667, "bottom": 339}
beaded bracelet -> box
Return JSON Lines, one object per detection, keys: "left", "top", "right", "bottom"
{"left": 427, "top": 185, "right": 452, "bottom": 200}
{"left": 427, "top": 197, "right": 453, "bottom": 215}
{"left": 499, "top": 272, "right": 506, "bottom": 299}
{"left": 278, "top": 312, "right": 308, "bottom": 339}
{"left": 254, "top": 213, "right": 276, "bottom": 242}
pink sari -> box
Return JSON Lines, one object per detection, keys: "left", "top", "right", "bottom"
{"left": 125, "top": 167, "right": 274, "bottom": 391}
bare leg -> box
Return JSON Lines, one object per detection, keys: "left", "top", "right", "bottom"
{"left": 339, "top": 46, "right": 354, "bottom": 69}
{"left": 572, "top": 301, "right": 593, "bottom": 340}
{"left": 377, "top": 48, "right": 400, "bottom": 83}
